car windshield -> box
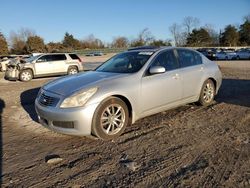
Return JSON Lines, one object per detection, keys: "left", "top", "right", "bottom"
{"left": 25, "top": 55, "right": 40, "bottom": 62}
{"left": 96, "top": 51, "right": 154, "bottom": 73}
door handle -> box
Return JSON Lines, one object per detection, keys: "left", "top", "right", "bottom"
{"left": 200, "top": 67, "right": 204, "bottom": 71}
{"left": 172, "top": 73, "right": 179, "bottom": 79}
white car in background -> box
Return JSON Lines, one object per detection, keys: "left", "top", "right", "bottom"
{"left": 0, "top": 57, "right": 11, "bottom": 71}
{"left": 215, "top": 51, "right": 237, "bottom": 60}
{"left": 5, "top": 53, "right": 84, "bottom": 81}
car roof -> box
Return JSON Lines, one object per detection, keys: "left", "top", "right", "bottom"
{"left": 128, "top": 46, "right": 173, "bottom": 52}
{"left": 37, "top": 53, "right": 77, "bottom": 56}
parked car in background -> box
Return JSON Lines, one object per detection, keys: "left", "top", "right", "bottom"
{"left": 35, "top": 46, "right": 222, "bottom": 140}
{"left": 236, "top": 49, "right": 250, "bottom": 60}
{"left": 94, "top": 52, "right": 104, "bottom": 56}
{"left": 0, "top": 57, "right": 12, "bottom": 72}
{"left": 85, "top": 53, "right": 95, "bottom": 56}
{"left": 215, "top": 50, "right": 237, "bottom": 60}
{"left": 5, "top": 53, "right": 84, "bottom": 81}
{"left": 0, "top": 55, "right": 28, "bottom": 71}
{"left": 86, "top": 52, "right": 104, "bottom": 56}
{"left": 196, "top": 48, "right": 216, "bottom": 60}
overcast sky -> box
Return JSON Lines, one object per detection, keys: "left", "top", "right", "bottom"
{"left": 1, "top": 0, "right": 249, "bottom": 43}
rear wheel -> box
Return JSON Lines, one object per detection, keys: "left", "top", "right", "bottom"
{"left": 19, "top": 69, "right": 33, "bottom": 82}
{"left": 198, "top": 79, "right": 215, "bottom": 106}
{"left": 67, "top": 66, "right": 78, "bottom": 75}
{"left": 92, "top": 97, "right": 129, "bottom": 140}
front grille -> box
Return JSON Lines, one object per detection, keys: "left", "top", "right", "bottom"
{"left": 53, "top": 121, "right": 75, "bottom": 129}
{"left": 39, "top": 93, "right": 59, "bottom": 107}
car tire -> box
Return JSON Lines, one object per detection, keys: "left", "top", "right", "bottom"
{"left": 19, "top": 69, "right": 33, "bottom": 82}
{"left": 236, "top": 56, "right": 240, "bottom": 60}
{"left": 67, "top": 66, "right": 78, "bottom": 75}
{"left": 198, "top": 79, "right": 215, "bottom": 106}
{"left": 92, "top": 97, "right": 129, "bottom": 140}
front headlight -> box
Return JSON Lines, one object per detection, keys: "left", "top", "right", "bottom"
{"left": 60, "top": 87, "right": 98, "bottom": 108}
{"left": 37, "top": 88, "right": 43, "bottom": 99}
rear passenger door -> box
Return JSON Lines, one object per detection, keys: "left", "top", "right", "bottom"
{"left": 176, "top": 49, "right": 204, "bottom": 100}
{"left": 51, "top": 54, "right": 67, "bottom": 73}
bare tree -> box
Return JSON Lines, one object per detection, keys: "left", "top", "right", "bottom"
{"left": 112, "top": 36, "right": 129, "bottom": 48}
{"left": 19, "top": 28, "right": 36, "bottom": 41}
{"left": 183, "top": 16, "right": 200, "bottom": 34}
{"left": 204, "top": 24, "right": 219, "bottom": 45}
{"left": 138, "top": 28, "right": 154, "bottom": 44}
{"left": 131, "top": 28, "right": 154, "bottom": 47}
{"left": 169, "top": 23, "right": 185, "bottom": 46}
{"left": 9, "top": 28, "right": 36, "bottom": 54}
{"left": 82, "top": 34, "right": 104, "bottom": 49}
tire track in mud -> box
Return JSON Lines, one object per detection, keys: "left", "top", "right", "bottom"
{"left": 16, "top": 105, "right": 200, "bottom": 187}
{"left": 81, "top": 104, "right": 226, "bottom": 187}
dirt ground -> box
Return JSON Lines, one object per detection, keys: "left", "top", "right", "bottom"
{"left": 0, "top": 61, "right": 250, "bottom": 187}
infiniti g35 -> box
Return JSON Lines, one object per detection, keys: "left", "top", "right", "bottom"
{"left": 35, "top": 47, "right": 222, "bottom": 140}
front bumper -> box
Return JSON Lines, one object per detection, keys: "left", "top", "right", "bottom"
{"left": 5, "top": 68, "right": 19, "bottom": 81}
{"left": 35, "top": 99, "right": 99, "bottom": 136}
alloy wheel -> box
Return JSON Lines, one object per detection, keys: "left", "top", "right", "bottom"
{"left": 203, "top": 82, "right": 214, "bottom": 103}
{"left": 21, "top": 71, "right": 32, "bottom": 81}
{"left": 100, "top": 104, "right": 125, "bottom": 135}
{"left": 69, "top": 69, "right": 78, "bottom": 75}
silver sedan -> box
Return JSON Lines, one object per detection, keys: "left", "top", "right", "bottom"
{"left": 35, "top": 47, "right": 222, "bottom": 140}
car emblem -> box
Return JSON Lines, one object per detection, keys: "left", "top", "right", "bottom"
{"left": 43, "top": 98, "right": 47, "bottom": 103}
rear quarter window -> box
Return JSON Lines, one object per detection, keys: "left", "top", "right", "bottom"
{"left": 69, "top": 54, "right": 81, "bottom": 61}
{"left": 52, "top": 54, "right": 67, "bottom": 61}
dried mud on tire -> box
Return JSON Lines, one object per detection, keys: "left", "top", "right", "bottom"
{"left": 0, "top": 63, "right": 250, "bottom": 187}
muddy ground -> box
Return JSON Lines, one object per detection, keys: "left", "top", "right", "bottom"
{"left": 0, "top": 61, "right": 250, "bottom": 187}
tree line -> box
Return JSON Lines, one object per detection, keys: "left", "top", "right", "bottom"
{"left": 0, "top": 15, "right": 249, "bottom": 55}
{"left": 170, "top": 15, "right": 250, "bottom": 47}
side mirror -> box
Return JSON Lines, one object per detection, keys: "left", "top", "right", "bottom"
{"left": 149, "top": 66, "right": 166, "bottom": 75}
{"left": 36, "top": 59, "right": 43, "bottom": 63}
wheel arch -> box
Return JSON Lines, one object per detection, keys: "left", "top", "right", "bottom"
{"left": 68, "top": 65, "right": 79, "bottom": 70}
{"left": 207, "top": 77, "right": 217, "bottom": 91}
{"left": 112, "top": 94, "right": 133, "bottom": 124}
{"left": 20, "top": 68, "right": 34, "bottom": 78}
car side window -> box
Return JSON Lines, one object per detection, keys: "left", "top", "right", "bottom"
{"left": 177, "top": 49, "right": 202, "bottom": 68}
{"left": 150, "top": 50, "right": 178, "bottom": 71}
{"left": 52, "top": 54, "right": 67, "bottom": 61}
{"left": 36, "top": 55, "right": 52, "bottom": 62}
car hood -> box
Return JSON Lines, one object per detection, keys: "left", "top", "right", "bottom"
{"left": 43, "top": 71, "right": 129, "bottom": 96}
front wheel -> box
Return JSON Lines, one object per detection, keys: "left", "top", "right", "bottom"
{"left": 92, "top": 97, "right": 129, "bottom": 140}
{"left": 19, "top": 69, "right": 33, "bottom": 82}
{"left": 67, "top": 66, "right": 78, "bottom": 75}
{"left": 198, "top": 79, "right": 215, "bottom": 106}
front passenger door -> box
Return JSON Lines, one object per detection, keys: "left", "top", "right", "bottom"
{"left": 35, "top": 55, "right": 54, "bottom": 75}
{"left": 140, "top": 50, "right": 182, "bottom": 115}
